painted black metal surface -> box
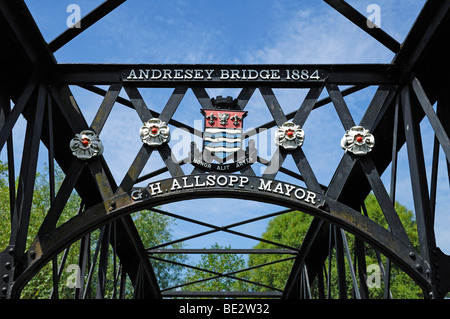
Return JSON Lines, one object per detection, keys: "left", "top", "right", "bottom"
{"left": 1, "top": 0, "right": 450, "bottom": 299}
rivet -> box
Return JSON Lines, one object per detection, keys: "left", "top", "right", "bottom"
{"left": 8, "top": 247, "right": 14, "bottom": 256}
{"left": 2, "top": 287, "right": 7, "bottom": 294}
{"left": 2, "top": 274, "right": 9, "bottom": 282}
{"left": 409, "top": 252, "right": 416, "bottom": 260}
{"left": 30, "top": 251, "right": 36, "bottom": 260}
{"left": 4, "top": 262, "right": 11, "bottom": 270}
{"left": 109, "top": 201, "right": 116, "bottom": 211}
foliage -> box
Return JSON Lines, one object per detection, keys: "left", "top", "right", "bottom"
{"left": 247, "top": 194, "right": 423, "bottom": 299}
{"left": 133, "top": 210, "right": 187, "bottom": 290}
{"left": 361, "top": 194, "right": 422, "bottom": 299}
{"left": 248, "top": 211, "right": 313, "bottom": 291}
{"left": 0, "top": 159, "right": 426, "bottom": 299}
{"left": 0, "top": 161, "right": 185, "bottom": 298}
{"left": 0, "top": 162, "right": 82, "bottom": 298}
{"left": 182, "top": 243, "right": 250, "bottom": 294}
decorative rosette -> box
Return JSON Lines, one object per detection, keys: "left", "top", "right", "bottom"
{"left": 140, "top": 118, "right": 170, "bottom": 147}
{"left": 70, "top": 130, "right": 104, "bottom": 160}
{"left": 274, "top": 121, "right": 305, "bottom": 150}
{"left": 340, "top": 125, "right": 375, "bottom": 156}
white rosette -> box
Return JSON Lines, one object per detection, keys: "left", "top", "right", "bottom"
{"left": 140, "top": 118, "right": 170, "bottom": 147}
{"left": 274, "top": 121, "right": 305, "bottom": 150}
{"left": 341, "top": 125, "right": 375, "bottom": 156}
{"left": 70, "top": 130, "right": 104, "bottom": 160}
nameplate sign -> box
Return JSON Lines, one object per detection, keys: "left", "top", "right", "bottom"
{"left": 130, "top": 174, "right": 324, "bottom": 209}
{"left": 122, "top": 67, "right": 327, "bottom": 83}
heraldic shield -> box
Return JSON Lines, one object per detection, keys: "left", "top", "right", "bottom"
{"left": 200, "top": 96, "right": 247, "bottom": 164}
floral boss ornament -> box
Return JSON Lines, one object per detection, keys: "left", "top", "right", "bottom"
{"left": 340, "top": 126, "right": 375, "bottom": 156}
{"left": 140, "top": 118, "right": 170, "bottom": 147}
{"left": 70, "top": 130, "right": 104, "bottom": 160}
{"left": 274, "top": 121, "right": 305, "bottom": 150}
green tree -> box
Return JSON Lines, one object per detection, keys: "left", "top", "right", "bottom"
{"left": 0, "top": 163, "right": 82, "bottom": 298}
{"left": 360, "top": 194, "right": 422, "bottom": 299}
{"left": 182, "top": 243, "right": 250, "bottom": 294}
{"left": 133, "top": 209, "right": 187, "bottom": 290}
{"left": 0, "top": 161, "right": 185, "bottom": 298}
{"left": 248, "top": 211, "right": 313, "bottom": 291}
{"left": 248, "top": 194, "right": 423, "bottom": 299}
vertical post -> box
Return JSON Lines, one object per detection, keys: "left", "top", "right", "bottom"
{"left": 10, "top": 84, "right": 46, "bottom": 258}
{"left": 384, "top": 94, "right": 400, "bottom": 299}
{"left": 400, "top": 84, "right": 436, "bottom": 265}
{"left": 334, "top": 226, "right": 347, "bottom": 299}
{"left": 96, "top": 224, "right": 111, "bottom": 299}
{"left": 0, "top": 88, "right": 15, "bottom": 222}
{"left": 76, "top": 231, "right": 90, "bottom": 299}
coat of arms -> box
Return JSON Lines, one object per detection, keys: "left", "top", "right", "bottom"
{"left": 191, "top": 96, "right": 255, "bottom": 172}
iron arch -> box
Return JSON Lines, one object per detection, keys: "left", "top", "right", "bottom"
{"left": 13, "top": 173, "right": 431, "bottom": 297}
{"left": 2, "top": 0, "right": 450, "bottom": 300}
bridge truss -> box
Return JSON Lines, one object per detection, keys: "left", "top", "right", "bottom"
{"left": 1, "top": 0, "right": 450, "bottom": 299}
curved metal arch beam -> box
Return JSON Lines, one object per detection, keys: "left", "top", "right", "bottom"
{"left": 14, "top": 174, "right": 432, "bottom": 295}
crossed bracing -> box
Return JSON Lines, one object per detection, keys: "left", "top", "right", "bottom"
{"left": 1, "top": 0, "right": 450, "bottom": 299}
{"left": 3, "top": 76, "right": 441, "bottom": 298}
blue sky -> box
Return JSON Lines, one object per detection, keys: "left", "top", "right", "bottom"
{"left": 15, "top": 0, "right": 450, "bottom": 258}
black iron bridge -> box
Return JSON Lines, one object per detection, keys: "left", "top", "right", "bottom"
{"left": 1, "top": 0, "right": 450, "bottom": 299}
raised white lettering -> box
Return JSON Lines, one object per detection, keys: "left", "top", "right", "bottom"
{"left": 194, "top": 175, "right": 205, "bottom": 187}
{"left": 182, "top": 176, "right": 194, "bottom": 188}
{"left": 239, "top": 176, "right": 249, "bottom": 188}
{"left": 148, "top": 182, "right": 162, "bottom": 195}
{"left": 258, "top": 179, "right": 272, "bottom": 191}
{"left": 220, "top": 69, "right": 230, "bottom": 80}
{"left": 185, "top": 69, "right": 193, "bottom": 79}
{"left": 228, "top": 175, "right": 239, "bottom": 186}
{"left": 206, "top": 174, "right": 216, "bottom": 186}
{"left": 139, "top": 69, "right": 150, "bottom": 80}
{"left": 294, "top": 188, "right": 306, "bottom": 200}
{"left": 283, "top": 184, "right": 296, "bottom": 196}
{"left": 151, "top": 69, "right": 162, "bottom": 79}
{"left": 204, "top": 69, "right": 214, "bottom": 80}
{"left": 170, "top": 179, "right": 182, "bottom": 191}
{"left": 194, "top": 69, "right": 203, "bottom": 79}
{"left": 163, "top": 69, "right": 172, "bottom": 79}
{"left": 305, "top": 191, "right": 317, "bottom": 204}
{"left": 173, "top": 69, "right": 183, "bottom": 80}
{"left": 127, "top": 69, "right": 137, "bottom": 80}
{"left": 272, "top": 182, "right": 284, "bottom": 194}
{"left": 216, "top": 175, "right": 228, "bottom": 186}
{"left": 146, "top": 175, "right": 319, "bottom": 208}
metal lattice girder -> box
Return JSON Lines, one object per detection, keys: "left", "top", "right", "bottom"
{"left": 0, "top": 0, "right": 161, "bottom": 299}
{"left": 323, "top": 0, "right": 401, "bottom": 53}
{"left": 1, "top": 0, "right": 450, "bottom": 300}
{"left": 48, "top": 0, "right": 127, "bottom": 53}
{"left": 19, "top": 173, "right": 432, "bottom": 292}
{"left": 51, "top": 63, "right": 400, "bottom": 87}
